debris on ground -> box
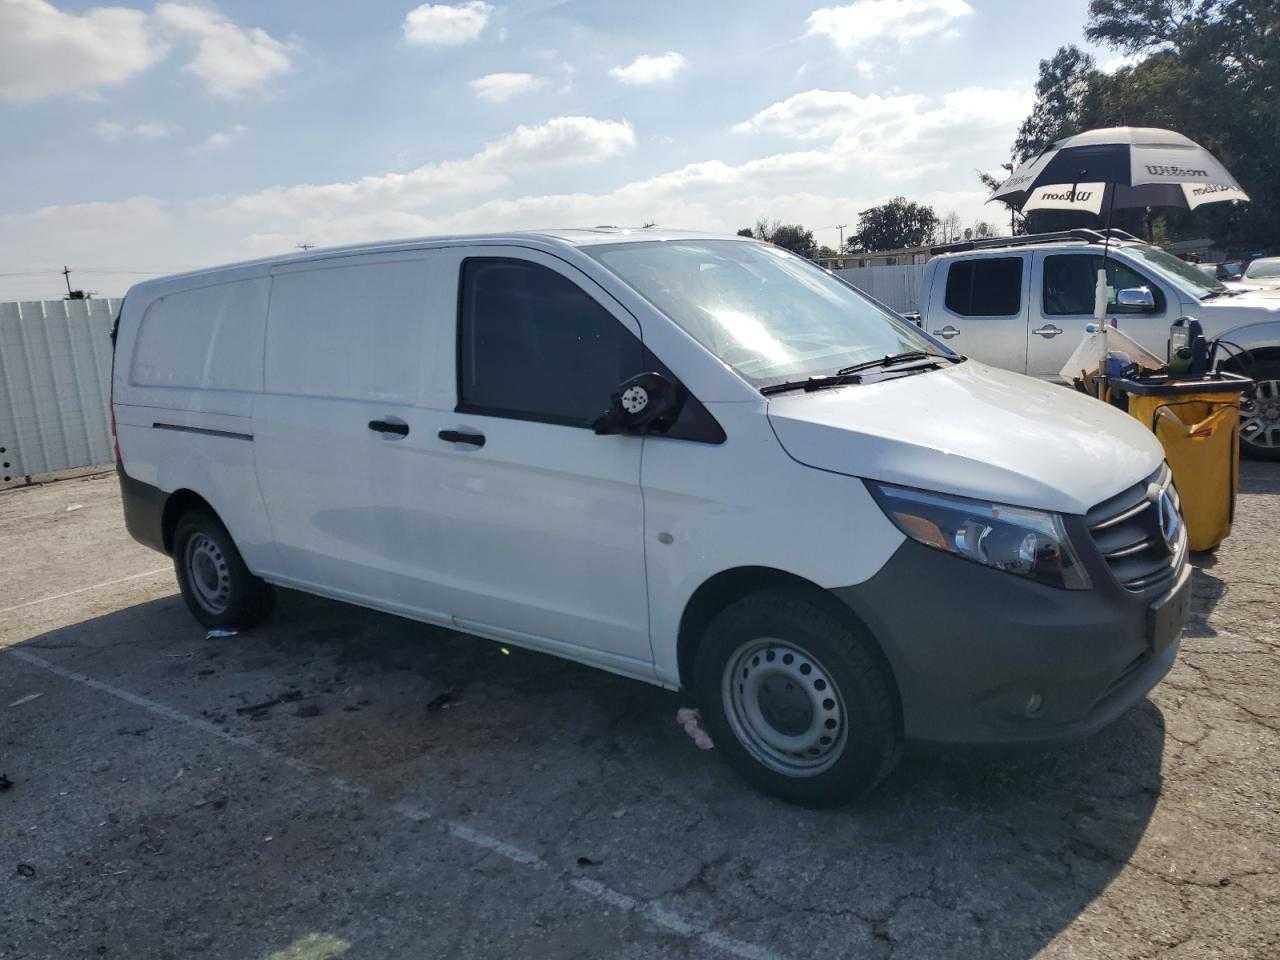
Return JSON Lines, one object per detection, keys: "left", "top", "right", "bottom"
{"left": 0, "top": 774, "right": 12, "bottom": 792}
{"left": 205, "top": 628, "right": 239, "bottom": 640}
{"left": 576, "top": 856, "right": 602, "bottom": 867}
{"left": 65, "top": 503, "right": 83, "bottom": 512}
{"left": 295, "top": 702, "right": 321, "bottom": 718}
{"left": 425, "top": 689, "right": 459, "bottom": 712}
{"left": 16, "top": 863, "right": 36, "bottom": 878}
{"left": 676, "top": 707, "right": 714, "bottom": 750}
{"left": 234, "top": 690, "right": 303, "bottom": 715}
{"left": 7, "top": 692, "right": 44, "bottom": 708}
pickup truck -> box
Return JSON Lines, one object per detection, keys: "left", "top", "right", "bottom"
{"left": 909, "top": 230, "right": 1280, "bottom": 461}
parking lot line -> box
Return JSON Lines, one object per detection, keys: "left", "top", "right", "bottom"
{"left": 4, "top": 646, "right": 787, "bottom": 960}
{"left": 0, "top": 567, "right": 171, "bottom": 616}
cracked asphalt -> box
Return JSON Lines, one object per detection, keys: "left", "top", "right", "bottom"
{"left": 1, "top": 467, "right": 1277, "bottom": 959}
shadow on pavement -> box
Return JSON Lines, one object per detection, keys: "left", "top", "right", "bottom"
{"left": 4, "top": 587, "right": 1166, "bottom": 959}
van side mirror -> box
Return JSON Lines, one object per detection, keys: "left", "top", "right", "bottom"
{"left": 1116, "top": 287, "right": 1156, "bottom": 311}
{"left": 592, "top": 372, "right": 679, "bottom": 436}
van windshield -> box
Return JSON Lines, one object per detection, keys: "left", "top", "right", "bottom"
{"left": 587, "top": 239, "right": 943, "bottom": 388}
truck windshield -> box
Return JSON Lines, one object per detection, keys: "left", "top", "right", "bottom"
{"left": 1124, "top": 244, "right": 1229, "bottom": 300}
{"left": 588, "top": 239, "right": 944, "bottom": 388}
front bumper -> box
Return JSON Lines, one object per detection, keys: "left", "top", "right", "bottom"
{"left": 831, "top": 538, "right": 1186, "bottom": 744}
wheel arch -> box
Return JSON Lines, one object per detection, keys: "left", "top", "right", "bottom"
{"left": 161, "top": 488, "right": 217, "bottom": 554}
{"left": 675, "top": 566, "right": 901, "bottom": 721}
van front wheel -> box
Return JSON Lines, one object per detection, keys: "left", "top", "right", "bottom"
{"left": 693, "top": 589, "right": 901, "bottom": 806}
{"left": 173, "top": 510, "right": 274, "bottom": 630}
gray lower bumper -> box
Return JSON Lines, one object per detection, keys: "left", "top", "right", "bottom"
{"left": 831, "top": 540, "right": 1183, "bottom": 744}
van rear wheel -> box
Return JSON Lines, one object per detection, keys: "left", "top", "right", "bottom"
{"left": 693, "top": 589, "right": 901, "bottom": 807}
{"left": 173, "top": 509, "right": 274, "bottom": 630}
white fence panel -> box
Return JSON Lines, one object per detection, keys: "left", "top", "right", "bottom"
{"left": 0, "top": 298, "right": 120, "bottom": 485}
{"left": 835, "top": 264, "right": 926, "bottom": 314}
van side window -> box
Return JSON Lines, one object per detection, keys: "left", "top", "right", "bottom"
{"left": 458, "top": 258, "right": 644, "bottom": 427}
{"left": 265, "top": 257, "right": 439, "bottom": 404}
{"left": 1043, "top": 254, "right": 1163, "bottom": 316}
{"left": 943, "top": 258, "right": 1023, "bottom": 317}
{"left": 131, "top": 278, "right": 269, "bottom": 390}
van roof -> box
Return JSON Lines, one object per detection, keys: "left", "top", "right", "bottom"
{"left": 125, "top": 227, "right": 747, "bottom": 296}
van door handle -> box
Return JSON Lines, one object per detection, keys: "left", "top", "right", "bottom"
{"left": 368, "top": 419, "right": 409, "bottom": 436}
{"left": 438, "top": 429, "right": 485, "bottom": 448}
{"left": 1032, "top": 324, "right": 1064, "bottom": 338}
{"left": 932, "top": 325, "right": 959, "bottom": 339}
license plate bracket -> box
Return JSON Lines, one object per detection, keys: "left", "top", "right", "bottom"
{"left": 1147, "top": 565, "right": 1192, "bottom": 654}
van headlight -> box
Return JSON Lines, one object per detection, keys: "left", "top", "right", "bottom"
{"left": 866, "top": 482, "right": 1091, "bottom": 590}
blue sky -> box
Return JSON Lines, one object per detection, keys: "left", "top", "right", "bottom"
{"left": 1, "top": 0, "right": 1115, "bottom": 298}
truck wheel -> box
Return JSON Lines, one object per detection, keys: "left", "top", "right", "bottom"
{"left": 693, "top": 589, "right": 901, "bottom": 807}
{"left": 173, "top": 509, "right": 274, "bottom": 630}
{"left": 1240, "top": 362, "right": 1280, "bottom": 461}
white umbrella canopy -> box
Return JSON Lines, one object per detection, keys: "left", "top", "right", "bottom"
{"left": 989, "top": 126, "right": 1249, "bottom": 214}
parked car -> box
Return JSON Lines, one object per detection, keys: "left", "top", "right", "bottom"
{"left": 917, "top": 230, "right": 1280, "bottom": 460}
{"left": 1241, "top": 256, "right": 1280, "bottom": 290}
{"left": 112, "top": 230, "right": 1189, "bottom": 805}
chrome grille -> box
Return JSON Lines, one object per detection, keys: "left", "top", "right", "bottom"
{"left": 1086, "top": 464, "right": 1187, "bottom": 593}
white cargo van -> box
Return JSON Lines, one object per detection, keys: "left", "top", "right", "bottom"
{"left": 112, "top": 230, "right": 1190, "bottom": 805}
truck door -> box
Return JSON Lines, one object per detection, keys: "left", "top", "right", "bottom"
{"left": 1028, "top": 252, "right": 1170, "bottom": 380}
{"left": 929, "top": 256, "right": 1028, "bottom": 373}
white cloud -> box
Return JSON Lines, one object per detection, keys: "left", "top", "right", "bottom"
{"left": 94, "top": 119, "right": 173, "bottom": 142}
{"left": 470, "top": 72, "right": 547, "bottom": 103}
{"left": 0, "top": 0, "right": 166, "bottom": 102}
{"left": 225, "top": 116, "right": 634, "bottom": 221}
{"left": 0, "top": 88, "right": 1023, "bottom": 300}
{"left": 609, "top": 52, "right": 688, "bottom": 86}
{"left": 855, "top": 59, "right": 875, "bottom": 77}
{"left": 1099, "top": 52, "right": 1143, "bottom": 74}
{"left": 191, "top": 124, "right": 248, "bottom": 154}
{"left": 732, "top": 87, "right": 1030, "bottom": 157}
{"left": 806, "top": 0, "right": 973, "bottom": 49}
{"left": 155, "top": 3, "right": 294, "bottom": 99}
{"left": 403, "top": 1, "right": 492, "bottom": 46}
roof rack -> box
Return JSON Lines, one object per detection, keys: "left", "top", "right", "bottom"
{"left": 931, "top": 228, "right": 1143, "bottom": 255}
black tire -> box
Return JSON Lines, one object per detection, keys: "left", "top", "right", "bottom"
{"left": 173, "top": 509, "right": 274, "bottom": 630}
{"left": 693, "top": 588, "right": 902, "bottom": 807}
{"left": 1239, "top": 361, "right": 1280, "bottom": 462}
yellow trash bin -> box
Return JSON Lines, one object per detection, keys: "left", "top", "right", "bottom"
{"left": 1110, "top": 373, "right": 1252, "bottom": 551}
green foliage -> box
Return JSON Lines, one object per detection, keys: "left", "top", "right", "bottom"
{"left": 850, "top": 197, "right": 939, "bottom": 252}
{"left": 1013, "top": 45, "right": 1099, "bottom": 161}
{"left": 743, "top": 219, "right": 818, "bottom": 258}
{"left": 1008, "top": 1, "right": 1279, "bottom": 253}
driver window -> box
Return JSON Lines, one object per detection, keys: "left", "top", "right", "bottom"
{"left": 458, "top": 258, "right": 644, "bottom": 427}
{"left": 1043, "top": 255, "right": 1162, "bottom": 316}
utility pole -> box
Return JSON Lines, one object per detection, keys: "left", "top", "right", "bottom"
{"left": 63, "top": 265, "right": 73, "bottom": 297}
{"left": 296, "top": 242, "right": 315, "bottom": 251}
{"left": 836, "top": 224, "right": 847, "bottom": 251}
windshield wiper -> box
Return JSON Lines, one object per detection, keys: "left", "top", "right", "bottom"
{"left": 760, "top": 372, "right": 864, "bottom": 396}
{"left": 836, "top": 351, "right": 944, "bottom": 376}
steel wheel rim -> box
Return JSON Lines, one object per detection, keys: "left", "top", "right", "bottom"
{"left": 185, "top": 533, "right": 231, "bottom": 614}
{"left": 721, "top": 638, "right": 848, "bottom": 777}
{"left": 1241, "top": 378, "right": 1280, "bottom": 450}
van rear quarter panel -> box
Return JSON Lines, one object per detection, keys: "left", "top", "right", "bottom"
{"left": 113, "top": 272, "right": 275, "bottom": 567}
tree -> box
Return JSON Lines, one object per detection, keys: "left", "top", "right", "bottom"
{"left": 936, "top": 210, "right": 963, "bottom": 244}
{"left": 1013, "top": 45, "right": 1099, "bottom": 161}
{"left": 742, "top": 218, "right": 818, "bottom": 258}
{"left": 1004, "top": 1, "right": 1279, "bottom": 253}
{"left": 768, "top": 224, "right": 817, "bottom": 258}
{"left": 816, "top": 244, "right": 841, "bottom": 260}
{"left": 850, "top": 198, "right": 938, "bottom": 252}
